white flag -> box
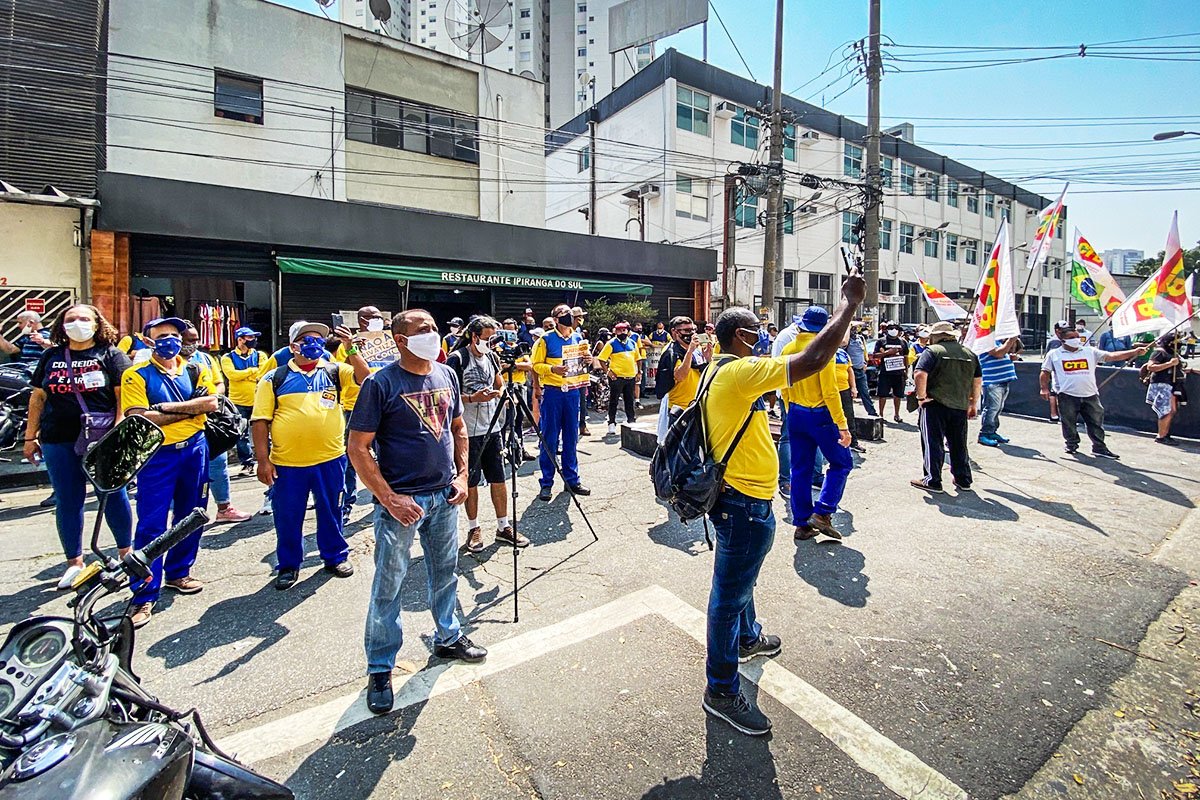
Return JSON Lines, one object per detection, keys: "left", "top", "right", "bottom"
{"left": 964, "top": 220, "right": 1021, "bottom": 354}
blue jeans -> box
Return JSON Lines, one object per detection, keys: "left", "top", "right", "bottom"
{"left": 776, "top": 412, "right": 790, "bottom": 485}
{"left": 131, "top": 433, "right": 208, "bottom": 604}
{"left": 539, "top": 387, "right": 581, "bottom": 489}
{"left": 979, "top": 381, "right": 1012, "bottom": 438}
{"left": 273, "top": 457, "right": 349, "bottom": 571}
{"left": 42, "top": 441, "right": 132, "bottom": 560}
{"left": 787, "top": 405, "right": 853, "bottom": 520}
{"left": 365, "top": 488, "right": 463, "bottom": 674}
{"left": 853, "top": 367, "right": 878, "bottom": 417}
{"left": 342, "top": 410, "right": 357, "bottom": 513}
{"left": 235, "top": 405, "right": 254, "bottom": 466}
{"left": 706, "top": 487, "right": 775, "bottom": 696}
{"left": 208, "top": 450, "right": 231, "bottom": 505}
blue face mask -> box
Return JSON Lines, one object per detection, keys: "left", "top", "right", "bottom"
{"left": 752, "top": 329, "right": 772, "bottom": 356}
{"left": 153, "top": 335, "right": 183, "bottom": 359}
{"left": 298, "top": 336, "right": 327, "bottom": 360}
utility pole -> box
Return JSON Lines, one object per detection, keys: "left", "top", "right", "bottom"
{"left": 722, "top": 174, "right": 739, "bottom": 306}
{"left": 861, "top": 0, "right": 883, "bottom": 332}
{"left": 760, "top": 0, "right": 785, "bottom": 323}
{"left": 588, "top": 110, "right": 597, "bottom": 235}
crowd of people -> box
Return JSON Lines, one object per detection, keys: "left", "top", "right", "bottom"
{"left": 10, "top": 286, "right": 1198, "bottom": 731}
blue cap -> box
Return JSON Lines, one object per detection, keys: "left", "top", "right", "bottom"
{"left": 142, "top": 317, "right": 188, "bottom": 335}
{"left": 234, "top": 326, "right": 261, "bottom": 339}
{"left": 797, "top": 306, "right": 829, "bottom": 333}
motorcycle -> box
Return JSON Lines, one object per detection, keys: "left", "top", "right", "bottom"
{"left": 0, "top": 363, "right": 33, "bottom": 452}
{"left": 0, "top": 415, "right": 293, "bottom": 799}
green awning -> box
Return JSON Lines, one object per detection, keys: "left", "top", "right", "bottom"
{"left": 276, "top": 257, "right": 652, "bottom": 296}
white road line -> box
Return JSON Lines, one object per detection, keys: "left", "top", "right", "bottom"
{"left": 219, "top": 584, "right": 967, "bottom": 800}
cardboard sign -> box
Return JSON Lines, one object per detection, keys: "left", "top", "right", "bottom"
{"left": 561, "top": 342, "right": 590, "bottom": 390}
{"left": 25, "top": 298, "right": 45, "bottom": 315}
{"left": 356, "top": 331, "right": 399, "bottom": 366}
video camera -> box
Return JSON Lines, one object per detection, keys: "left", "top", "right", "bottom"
{"left": 488, "top": 330, "right": 530, "bottom": 366}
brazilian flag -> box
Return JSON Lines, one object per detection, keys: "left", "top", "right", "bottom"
{"left": 1070, "top": 260, "right": 1102, "bottom": 312}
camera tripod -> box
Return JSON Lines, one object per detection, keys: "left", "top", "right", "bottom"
{"left": 469, "top": 360, "right": 598, "bottom": 622}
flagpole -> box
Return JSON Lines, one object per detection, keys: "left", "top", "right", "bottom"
{"left": 1094, "top": 306, "right": 1198, "bottom": 393}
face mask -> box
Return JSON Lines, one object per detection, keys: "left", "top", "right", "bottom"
{"left": 153, "top": 336, "right": 183, "bottom": 359}
{"left": 679, "top": 332, "right": 693, "bottom": 343}
{"left": 298, "top": 337, "right": 327, "bottom": 360}
{"left": 888, "top": 328, "right": 900, "bottom": 337}
{"left": 240, "top": 338, "right": 258, "bottom": 349}
{"left": 557, "top": 313, "right": 574, "bottom": 328}
{"left": 180, "top": 343, "right": 198, "bottom": 357}
{"left": 1076, "top": 325, "right": 1086, "bottom": 332}
{"left": 476, "top": 339, "right": 491, "bottom": 354}
{"left": 617, "top": 333, "right": 629, "bottom": 341}
{"left": 1061, "top": 337, "right": 1082, "bottom": 349}
{"left": 63, "top": 320, "right": 96, "bottom": 343}
{"left": 365, "top": 317, "right": 385, "bottom": 332}
{"left": 404, "top": 331, "right": 442, "bottom": 361}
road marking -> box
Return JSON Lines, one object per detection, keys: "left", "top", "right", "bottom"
{"left": 219, "top": 584, "right": 966, "bottom": 800}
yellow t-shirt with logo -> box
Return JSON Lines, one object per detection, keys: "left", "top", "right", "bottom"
{"left": 702, "top": 354, "right": 791, "bottom": 500}
{"left": 220, "top": 349, "right": 268, "bottom": 407}
{"left": 598, "top": 337, "right": 641, "bottom": 378}
{"left": 502, "top": 355, "right": 531, "bottom": 385}
{"left": 120, "top": 357, "right": 217, "bottom": 445}
{"left": 250, "top": 361, "right": 358, "bottom": 467}
{"left": 665, "top": 348, "right": 703, "bottom": 409}
{"left": 779, "top": 332, "right": 847, "bottom": 428}
{"left": 332, "top": 342, "right": 392, "bottom": 411}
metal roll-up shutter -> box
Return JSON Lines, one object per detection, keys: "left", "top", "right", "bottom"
{"left": 280, "top": 273, "right": 405, "bottom": 328}
{"left": 131, "top": 236, "right": 275, "bottom": 280}
{"left": 493, "top": 275, "right": 696, "bottom": 323}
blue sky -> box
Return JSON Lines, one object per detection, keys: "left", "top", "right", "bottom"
{"left": 277, "top": 0, "right": 1199, "bottom": 256}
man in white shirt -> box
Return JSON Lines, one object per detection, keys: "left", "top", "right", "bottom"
{"left": 1039, "top": 327, "right": 1147, "bottom": 458}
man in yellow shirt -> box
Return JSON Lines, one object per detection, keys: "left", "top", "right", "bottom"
{"left": 780, "top": 307, "right": 853, "bottom": 541}
{"left": 530, "top": 303, "right": 591, "bottom": 501}
{"left": 598, "top": 321, "right": 643, "bottom": 435}
{"left": 699, "top": 273, "right": 863, "bottom": 737}
{"left": 120, "top": 317, "right": 221, "bottom": 628}
{"left": 252, "top": 321, "right": 369, "bottom": 590}
{"left": 220, "top": 326, "right": 268, "bottom": 476}
{"left": 652, "top": 316, "right": 711, "bottom": 442}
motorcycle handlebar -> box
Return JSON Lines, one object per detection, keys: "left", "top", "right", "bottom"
{"left": 127, "top": 508, "right": 209, "bottom": 577}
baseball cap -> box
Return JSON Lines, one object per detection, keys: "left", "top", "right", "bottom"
{"left": 142, "top": 317, "right": 188, "bottom": 336}
{"left": 448, "top": 316, "right": 465, "bottom": 327}
{"left": 233, "top": 326, "right": 261, "bottom": 339}
{"left": 797, "top": 306, "right": 829, "bottom": 333}
{"left": 614, "top": 322, "right": 630, "bottom": 331}
{"left": 288, "top": 321, "right": 330, "bottom": 342}
{"left": 1054, "top": 319, "right": 1071, "bottom": 330}
{"left": 928, "top": 321, "right": 957, "bottom": 337}
{"left": 570, "top": 306, "right": 587, "bottom": 317}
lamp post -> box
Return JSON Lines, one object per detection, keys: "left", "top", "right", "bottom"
{"left": 1152, "top": 131, "right": 1200, "bottom": 141}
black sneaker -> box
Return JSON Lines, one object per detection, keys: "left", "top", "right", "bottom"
{"left": 567, "top": 483, "right": 592, "bottom": 496}
{"left": 434, "top": 635, "right": 487, "bottom": 663}
{"left": 537, "top": 486, "right": 553, "bottom": 502}
{"left": 1064, "top": 444, "right": 1079, "bottom": 455}
{"left": 324, "top": 560, "right": 354, "bottom": 578}
{"left": 367, "top": 672, "right": 393, "bottom": 715}
{"left": 274, "top": 568, "right": 299, "bottom": 591}
{"left": 702, "top": 690, "right": 772, "bottom": 736}
{"left": 1155, "top": 436, "right": 1177, "bottom": 445}
{"left": 1092, "top": 448, "right": 1120, "bottom": 460}
{"left": 738, "top": 633, "right": 782, "bottom": 663}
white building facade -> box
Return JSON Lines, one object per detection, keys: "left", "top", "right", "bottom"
{"left": 546, "top": 50, "right": 1069, "bottom": 333}
{"left": 1100, "top": 248, "right": 1145, "bottom": 276}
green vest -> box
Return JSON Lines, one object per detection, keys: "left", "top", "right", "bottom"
{"left": 924, "top": 340, "right": 980, "bottom": 411}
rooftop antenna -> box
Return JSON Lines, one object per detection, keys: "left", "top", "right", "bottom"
{"left": 445, "top": 0, "right": 512, "bottom": 66}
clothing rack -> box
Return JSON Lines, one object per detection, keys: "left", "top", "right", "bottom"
{"left": 192, "top": 300, "right": 246, "bottom": 350}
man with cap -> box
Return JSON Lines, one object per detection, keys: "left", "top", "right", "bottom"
{"left": 220, "top": 326, "right": 268, "bottom": 477}
{"left": 530, "top": 303, "right": 591, "bottom": 501}
{"left": 1044, "top": 320, "right": 1073, "bottom": 422}
{"left": 252, "top": 322, "right": 370, "bottom": 590}
{"left": 120, "top": 317, "right": 221, "bottom": 628}
{"left": 910, "top": 321, "right": 982, "bottom": 493}
{"left": 442, "top": 317, "right": 465, "bottom": 356}
{"left": 779, "top": 307, "right": 853, "bottom": 539}
{"left": 570, "top": 306, "right": 592, "bottom": 436}
{"left": 598, "top": 321, "right": 642, "bottom": 436}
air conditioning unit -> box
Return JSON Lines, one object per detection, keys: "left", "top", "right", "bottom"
{"left": 638, "top": 183, "right": 660, "bottom": 198}
{"left": 797, "top": 130, "right": 819, "bottom": 145}
{"left": 715, "top": 101, "right": 737, "bottom": 120}
{"left": 918, "top": 171, "right": 936, "bottom": 179}
{"left": 798, "top": 204, "right": 819, "bottom": 215}
{"left": 962, "top": 185, "right": 979, "bottom": 195}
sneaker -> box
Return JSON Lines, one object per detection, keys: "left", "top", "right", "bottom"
{"left": 367, "top": 672, "right": 394, "bottom": 715}
{"left": 910, "top": 479, "right": 944, "bottom": 494}
{"left": 39, "top": 493, "right": 57, "bottom": 508}
{"left": 214, "top": 506, "right": 252, "bottom": 524}
{"left": 607, "top": 423, "right": 617, "bottom": 435}
{"left": 56, "top": 564, "right": 83, "bottom": 590}
{"left": 1049, "top": 415, "right": 1060, "bottom": 422}
{"left": 341, "top": 507, "right": 353, "bottom": 528}
{"left": 1064, "top": 444, "right": 1079, "bottom": 455}
{"left": 496, "top": 526, "right": 530, "bottom": 548}
{"left": 993, "top": 433, "right": 1011, "bottom": 443}
{"left": 275, "top": 568, "right": 299, "bottom": 591}
{"left": 521, "top": 449, "right": 538, "bottom": 462}
{"left": 850, "top": 443, "right": 866, "bottom": 453}
{"left": 893, "top": 414, "right": 902, "bottom": 423}
{"left": 579, "top": 427, "right": 591, "bottom": 437}
{"left": 1092, "top": 448, "right": 1120, "bottom": 460}
{"left": 165, "top": 576, "right": 204, "bottom": 595}
{"left": 258, "top": 497, "right": 274, "bottom": 516}
{"left": 434, "top": 635, "right": 487, "bottom": 663}
{"left": 702, "top": 690, "right": 772, "bottom": 736}
{"left": 129, "top": 602, "right": 153, "bottom": 629}
{"left": 738, "top": 633, "right": 782, "bottom": 663}
{"left": 977, "top": 435, "right": 1000, "bottom": 448}
{"left": 778, "top": 481, "right": 791, "bottom": 499}
{"left": 807, "top": 513, "right": 842, "bottom": 540}
{"left": 324, "top": 560, "right": 354, "bottom": 578}
{"left": 567, "top": 483, "right": 591, "bottom": 496}
{"left": 954, "top": 483, "right": 973, "bottom": 492}
{"left": 465, "top": 527, "right": 485, "bottom": 553}
{"left": 537, "top": 486, "right": 553, "bottom": 502}
{"left": 239, "top": 463, "right": 257, "bottom": 477}
{"left": 1156, "top": 436, "right": 1178, "bottom": 446}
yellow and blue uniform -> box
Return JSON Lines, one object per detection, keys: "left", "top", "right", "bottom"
{"left": 531, "top": 329, "right": 583, "bottom": 488}
{"left": 120, "top": 356, "right": 218, "bottom": 604}
{"left": 332, "top": 342, "right": 393, "bottom": 515}
{"left": 702, "top": 354, "right": 791, "bottom": 499}
{"left": 251, "top": 360, "right": 357, "bottom": 570}
{"left": 190, "top": 350, "right": 233, "bottom": 506}
{"left": 598, "top": 337, "right": 640, "bottom": 379}
{"left": 779, "top": 332, "right": 852, "bottom": 523}
{"left": 117, "top": 334, "right": 152, "bottom": 364}
{"left": 220, "top": 348, "right": 267, "bottom": 408}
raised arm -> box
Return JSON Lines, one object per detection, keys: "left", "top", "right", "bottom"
{"left": 786, "top": 274, "right": 865, "bottom": 384}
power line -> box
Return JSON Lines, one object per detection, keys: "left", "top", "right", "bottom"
{"left": 709, "top": 0, "right": 757, "bottom": 83}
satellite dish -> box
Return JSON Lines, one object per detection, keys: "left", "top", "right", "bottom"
{"left": 368, "top": 0, "right": 392, "bottom": 22}
{"left": 445, "top": 0, "right": 512, "bottom": 64}
{"left": 519, "top": 70, "right": 537, "bottom": 80}
{"left": 579, "top": 71, "right": 592, "bottom": 87}
{"left": 315, "top": 0, "right": 335, "bottom": 7}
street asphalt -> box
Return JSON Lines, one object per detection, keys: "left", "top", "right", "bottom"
{"left": 1, "top": 406, "right": 1197, "bottom": 799}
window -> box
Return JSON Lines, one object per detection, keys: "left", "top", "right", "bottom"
{"left": 924, "top": 230, "right": 940, "bottom": 258}
{"left": 730, "top": 105, "right": 759, "bottom": 150}
{"left": 947, "top": 179, "right": 959, "bottom": 208}
{"left": 735, "top": 191, "right": 757, "bottom": 229}
{"left": 844, "top": 143, "right": 864, "bottom": 178}
{"left": 577, "top": 3, "right": 586, "bottom": 10}
{"left": 881, "top": 156, "right": 893, "bottom": 188}
{"left": 345, "top": 88, "right": 477, "bottom": 165}
{"left": 925, "top": 174, "right": 939, "bottom": 201}
{"left": 577, "top": 25, "right": 586, "bottom": 34}
{"left": 520, "top": 8, "right": 531, "bottom": 16}
{"left": 214, "top": 71, "right": 263, "bottom": 124}
{"left": 899, "top": 281, "right": 921, "bottom": 325}
{"left": 428, "top": 15, "right": 436, "bottom": 22}
{"left": 1001, "top": 204, "right": 1010, "bottom": 222}
{"left": 841, "top": 210, "right": 863, "bottom": 245}
{"left": 880, "top": 218, "right": 893, "bottom": 250}
{"left": 401, "top": 103, "right": 428, "bottom": 152}
{"left": 900, "top": 163, "right": 915, "bottom": 195}
{"left": 577, "top": 145, "right": 591, "bottom": 172}
{"left": 984, "top": 193, "right": 995, "bottom": 217}
{"left": 783, "top": 270, "right": 797, "bottom": 292}
{"left": 676, "top": 176, "right": 708, "bottom": 221}
{"left": 521, "top": 31, "right": 531, "bottom": 39}
{"left": 783, "top": 123, "right": 797, "bottom": 161}
{"left": 809, "top": 273, "right": 833, "bottom": 305}
{"left": 900, "top": 222, "right": 915, "bottom": 254}
{"left": 946, "top": 233, "right": 958, "bottom": 261}
{"left": 346, "top": 91, "right": 373, "bottom": 143}
{"left": 963, "top": 238, "right": 978, "bottom": 266}
{"left": 782, "top": 198, "right": 795, "bottom": 234}
{"left": 577, "top": 47, "right": 586, "bottom": 56}
{"left": 966, "top": 191, "right": 979, "bottom": 214}
{"left": 676, "top": 86, "right": 710, "bottom": 136}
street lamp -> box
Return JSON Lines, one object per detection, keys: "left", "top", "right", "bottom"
{"left": 1152, "top": 131, "right": 1200, "bottom": 141}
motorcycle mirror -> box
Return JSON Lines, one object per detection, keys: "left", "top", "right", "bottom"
{"left": 83, "top": 416, "right": 165, "bottom": 494}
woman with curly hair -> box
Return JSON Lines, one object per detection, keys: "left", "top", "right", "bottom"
{"left": 24, "top": 304, "right": 134, "bottom": 589}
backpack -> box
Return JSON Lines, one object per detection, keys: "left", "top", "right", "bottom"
{"left": 270, "top": 362, "right": 342, "bottom": 403}
{"left": 648, "top": 357, "right": 755, "bottom": 549}
{"left": 184, "top": 361, "right": 246, "bottom": 458}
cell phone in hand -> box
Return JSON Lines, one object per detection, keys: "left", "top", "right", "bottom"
{"left": 694, "top": 333, "right": 712, "bottom": 346}
{"left": 331, "top": 313, "right": 344, "bottom": 330}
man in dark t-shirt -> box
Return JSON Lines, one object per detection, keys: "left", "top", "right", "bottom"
{"left": 872, "top": 324, "right": 910, "bottom": 422}
{"left": 348, "top": 308, "right": 487, "bottom": 717}
{"left": 911, "top": 322, "right": 982, "bottom": 493}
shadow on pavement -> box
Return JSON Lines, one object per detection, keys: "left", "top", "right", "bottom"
{"left": 515, "top": 490, "right": 574, "bottom": 546}
{"left": 0, "top": 582, "right": 61, "bottom": 627}
{"left": 996, "top": 442, "right": 1054, "bottom": 463}
{"left": 988, "top": 488, "right": 1108, "bottom": 536}
{"left": 1085, "top": 457, "right": 1195, "bottom": 509}
{"left": 921, "top": 490, "right": 1020, "bottom": 522}
{"left": 647, "top": 512, "right": 709, "bottom": 556}
{"left": 640, "top": 708, "right": 783, "bottom": 800}
{"left": 793, "top": 541, "right": 870, "bottom": 608}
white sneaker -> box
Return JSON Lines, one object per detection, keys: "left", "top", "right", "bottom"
{"left": 57, "top": 564, "right": 83, "bottom": 590}
{"left": 239, "top": 463, "right": 256, "bottom": 477}
{"left": 607, "top": 424, "right": 617, "bottom": 435}
{"left": 258, "top": 498, "right": 273, "bottom": 516}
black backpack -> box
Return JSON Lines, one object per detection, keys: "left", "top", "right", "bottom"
{"left": 184, "top": 361, "right": 247, "bottom": 458}
{"left": 270, "top": 362, "right": 342, "bottom": 402}
{"left": 649, "top": 357, "right": 755, "bottom": 549}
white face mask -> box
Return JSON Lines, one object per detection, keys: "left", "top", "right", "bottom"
{"left": 1062, "top": 337, "right": 1082, "bottom": 349}
{"left": 365, "top": 317, "right": 385, "bottom": 332}
{"left": 476, "top": 339, "right": 491, "bottom": 354}
{"left": 403, "top": 331, "right": 442, "bottom": 361}
{"left": 64, "top": 320, "right": 96, "bottom": 343}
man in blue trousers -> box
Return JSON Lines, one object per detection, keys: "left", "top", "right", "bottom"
{"left": 530, "top": 303, "right": 591, "bottom": 502}
{"left": 780, "top": 307, "right": 853, "bottom": 541}
{"left": 120, "top": 317, "right": 221, "bottom": 629}
{"left": 252, "top": 322, "right": 370, "bottom": 590}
